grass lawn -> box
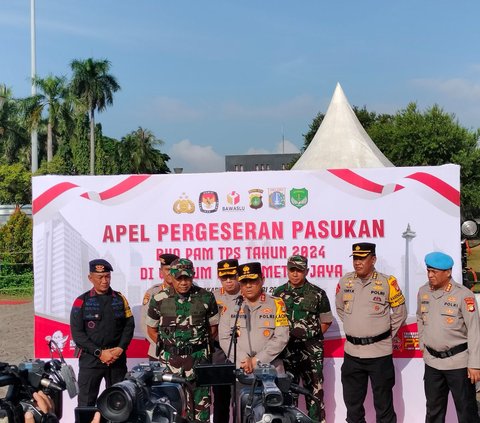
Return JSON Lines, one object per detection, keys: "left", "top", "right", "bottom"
{"left": 467, "top": 241, "right": 480, "bottom": 271}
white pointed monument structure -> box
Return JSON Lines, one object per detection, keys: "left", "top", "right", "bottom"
{"left": 292, "top": 83, "right": 393, "bottom": 169}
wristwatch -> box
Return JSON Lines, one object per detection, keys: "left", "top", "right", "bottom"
{"left": 93, "top": 348, "right": 102, "bottom": 357}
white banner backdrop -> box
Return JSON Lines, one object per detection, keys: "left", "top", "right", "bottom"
{"left": 32, "top": 165, "right": 462, "bottom": 421}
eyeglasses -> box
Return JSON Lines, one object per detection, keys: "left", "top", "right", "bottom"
{"left": 220, "top": 275, "right": 238, "bottom": 281}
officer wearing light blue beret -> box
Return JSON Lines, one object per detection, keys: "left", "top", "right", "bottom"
{"left": 424, "top": 251, "right": 454, "bottom": 271}
{"left": 417, "top": 251, "right": 480, "bottom": 423}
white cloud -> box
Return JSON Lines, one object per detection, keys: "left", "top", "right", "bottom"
{"left": 168, "top": 139, "right": 224, "bottom": 173}
{"left": 412, "top": 78, "right": 480, "bottom": 102}
{"left": 245, "top": 139, "right": 300, "bottom": 155}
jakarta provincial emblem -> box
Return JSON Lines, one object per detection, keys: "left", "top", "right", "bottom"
{"left": 268, "top": 188, "right": 285, "bottom": 210}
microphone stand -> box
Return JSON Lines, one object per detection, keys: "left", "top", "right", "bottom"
{"left": 226, "top": 295, "right": 243, "bottom": 423}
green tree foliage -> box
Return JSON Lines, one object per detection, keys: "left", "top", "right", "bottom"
{"left": 0, "top": 84, "right": 29, "bottom": 165}
{"left": 300, "top": 103, "right": 480, "bottom": 217}
{"left": 119, "top": 127, "right": 170, "bottom": 174}
{"left": 0, "top": 209, "right": 33, "bottom": 294}
{"left": 0, "top": 163, "right": 31, "bottom": 206}
{"left": 70, "top": 58, "right": 121, "bottom": 175}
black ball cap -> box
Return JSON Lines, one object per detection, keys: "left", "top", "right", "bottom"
{"left": 89, "top": 259, "right": 113, "bottom": 273}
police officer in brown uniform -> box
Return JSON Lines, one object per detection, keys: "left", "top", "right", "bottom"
{"left": 212, "top": 259, "right": 240, "bottom": 423}
{"left": 141, "top": 253, "right": 178, "bottom": 360}
{"left": 335, "top": 243, "right": 407, "bottom": 423}
{"left": 218, "top": 262, "right": 289, "bottom": 374}
{"left": 417, "top": 251, "right": 480, "bottom": 423}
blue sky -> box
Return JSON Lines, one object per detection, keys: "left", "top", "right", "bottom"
{"left": 2, "top": 1, "right": 480, "bottom": 173}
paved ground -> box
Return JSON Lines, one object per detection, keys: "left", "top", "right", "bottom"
{"left": 0, "top": 300, "right": 34, "bottom": 365}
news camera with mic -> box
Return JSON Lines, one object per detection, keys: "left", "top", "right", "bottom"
{"left": 237, "top": 363, "right": 319, "bottom": 423}
{"left": 0, "top": 357, "right": 76, "bottom": 423}
{"left": 92, "top": 362, "right": 190, "bottom": 423}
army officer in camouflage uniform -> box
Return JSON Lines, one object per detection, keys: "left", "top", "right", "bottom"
{"left": 141, "top": 253, "right": 178, "bottom": 360}
{"left": 417, "top": 252, "right": 480, "bottom": 423}
{"left": 219, "top": 261, "right": 289, "bottom": 373}
{"left": 146, "top": 258, "right": 219, "bottom": 423}
{"left": 336, "top": 243, "right": 407, "bottom": 423}
{"left": 274, "top": 255, "right": 333, "bottom": 422}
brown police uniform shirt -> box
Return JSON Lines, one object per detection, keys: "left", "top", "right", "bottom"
{"left": 219, "top": 292, "right": 290, "bottom": 368}
{"left": 336, "top": 270, "right": 407, "bottom": 358}
{"left": 213, "top": 287, "right": 239, "bottom": 363}
{"left": 141, "top": 282, "right": 167, "bottom": 358}
{"left": 416, "top": 279, "right": 480, "bottom": 370}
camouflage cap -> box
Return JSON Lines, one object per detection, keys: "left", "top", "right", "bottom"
{"left": 159, "top": 253, "right": 179, "bottom": 266}
{"left": 217, "top": 259, "right": 239, "bottom": 277}
{"left": 89, "top": 259, "right": 113, "bottom": 273}
{"left": 169, "top": 258, "right": 195, "bottom": 278}
{"left": 238, "top": 262, "right": 262, "bottom": 282}
{"left": 351, "top": 242, "right": 376, "bottom": 258}
{"left": 287, "top": 255, "right": 308, "bottom": 270}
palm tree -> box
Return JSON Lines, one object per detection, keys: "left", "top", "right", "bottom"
{"left": 0, "top": 85, "right": 29, "bottom": 165}
{"left": 22, "top": 75, "right": 68, "bottom": 162}
{"left": 70, "top": 58, "right": 120, "bottom": 175}
{"left": 120, "top": 127, "right": 170, "bottom": 174}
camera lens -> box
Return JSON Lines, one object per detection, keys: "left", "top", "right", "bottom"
{"left": 97, "top": 386, "right": 133, "bottom": 422}
{"left": 107, "top": 391, "right": 127, "bottom": 411}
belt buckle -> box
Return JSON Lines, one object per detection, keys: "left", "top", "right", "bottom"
{"left": 360, "top": 338, "right": 370, "bottom": 346}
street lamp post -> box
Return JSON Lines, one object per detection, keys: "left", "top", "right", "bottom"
{"left": 31, "top": 0, "right": 38, "bottom": 173}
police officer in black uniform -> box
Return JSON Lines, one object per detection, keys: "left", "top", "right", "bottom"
{"left": 70, "top": 259, "right": 135, "bottom": 406}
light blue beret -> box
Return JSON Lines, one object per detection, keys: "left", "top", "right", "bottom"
{"left": 424, "top": 252, "right": 454, "bottom": 270}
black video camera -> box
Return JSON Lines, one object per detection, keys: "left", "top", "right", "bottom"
{"left": 237, "top": 363, "right": 319, "bottom": 423}
{"left": 0, "top": 358, "right": 75, "bottom": 423}
{"left": 92, "top": 362, "right": 190, "bottom": 423}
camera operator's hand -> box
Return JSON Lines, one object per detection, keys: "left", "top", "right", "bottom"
{"left": 240, "top": 355, "right": 258, "bottom": 374}
{"left": 24, "top": 391, "right": 55, "bottom": 423}
{"left": 91, "top": 411, "right": 101, "bottom": 423}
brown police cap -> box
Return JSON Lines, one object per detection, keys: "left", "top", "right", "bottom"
{"left": 217, "top": 259, "right": 239, "bottom": 277}
{"left": 351, "top": 243, "right": 376, "bottom": 258}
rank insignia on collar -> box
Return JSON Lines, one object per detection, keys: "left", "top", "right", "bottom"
{"left": 444, "top": 283, "right": 452, "bottom": 292}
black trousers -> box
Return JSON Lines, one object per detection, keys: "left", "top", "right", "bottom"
{"left": 341, "top": 353, "right": 396, "bottom": 423}
{"left": 213, "top": 384, "right": 231, "bottom": 423}
{"left": 424, "top": 364, "right": 480, "bottom": 423}
{"left": 77, "top": 364, "right": 127, "bottom": 406}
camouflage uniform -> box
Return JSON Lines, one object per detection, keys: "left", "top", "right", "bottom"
{"left": 141, "top": 253, "right": 178, "bottom": 359}
{"left": 146, "top": 268, "right": 219, "bottom": 422}
{"left": 274, "top": 278, "right": 332, "bottom": 421}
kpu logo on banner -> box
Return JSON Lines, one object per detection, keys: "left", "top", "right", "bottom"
{"left": 173, "top": 193, "right": 195, "bottom": 214}
{"left": 199, "top": 191, "right": 219, "bottom": 213}
{"left": 248, "top": 189, "right": 264, "bottom": 209}
{"left": 290, "top": 187, "right": 308, "bottom": 209}
{"left": 268, "top": 188, "right": 285, "bottom": 210}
